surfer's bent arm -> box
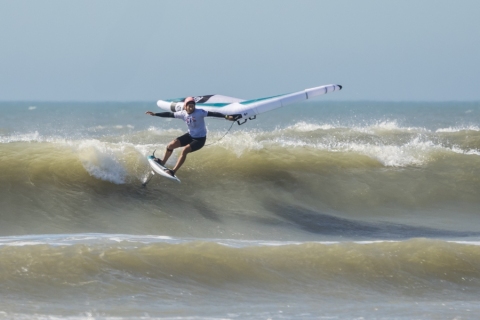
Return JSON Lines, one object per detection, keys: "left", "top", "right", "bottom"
{"left": 207, "top": 111, "right": 242, "bottom": 121}
{"left": 207, "top": 111, "right": 226, "bottom": 118}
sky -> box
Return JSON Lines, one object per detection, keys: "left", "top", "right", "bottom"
{"left": 1, "top": 0, "right": 479, "bottom": 101}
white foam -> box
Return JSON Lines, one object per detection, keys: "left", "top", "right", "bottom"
{"left": 370, "top": 120, "right": 400, "bottom": 130}
{"left": 2, "top": 233, "right": 480, "bottom": 248}
{"left": 216, "top": 122, "right": 480, "bottom": 166}
{"left": 263, "top": 136, "right": 441, "bottom": 167}
{"left": 76, "top": 140, "right": 128, "bottom": 184}
{"left": 71, "top": 140, "right": 172, "bottom": 184}
{"left": 355, "top": 120, "right": 428, "bottom": 134}
{"left": 220, "top": 131, "right": 265, "bottom": 157}
{"left": 0, "top": 131, "right": 70, "bottom": 144}
{"left": 89, "top": 125, "right": 106, "bottom": 131}
{"left": 286, "top": 121, "right": 336, "bottom": 132}
{"left": 283, "top": 120, "right": 428, "bottom": 135}
{"left": 451, "top": 146, "right": 480, "bottom": 156}
{"left": 332, "top": 137, "right": 439, "bottom": 167}
{"left": 0, "top": 131, "right": 46, "bottom": 143}
{"left": 87, "top": 124, "right": 135, "bottom": 132}
{"left": 147, "top": 126, "right": 183, "bottom": 136}
{"left": 436, "top": 125, "right": 480, "bottom": 133}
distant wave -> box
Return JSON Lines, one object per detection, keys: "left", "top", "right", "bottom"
{"left": 1, "top": 235, "right": 480, "bottom": 293}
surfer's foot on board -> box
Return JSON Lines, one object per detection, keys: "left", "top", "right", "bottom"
{"left": 164, "top": 168, "right": 175, "bottom": 177}
{"left": 154, "top": 158, "right": 163, "bottom": 166}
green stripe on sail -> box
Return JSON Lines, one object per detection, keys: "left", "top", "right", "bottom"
{"left": 199, "top": 94, "right": 288, "bottom": 107}
{"left": 197, "top": 103, "right": 230, "bottom": 107}
{"left": 240, "top": 93, "right": 287, "bottom": 105}
{"left": 165, "top": 92, "right": 290, "bottom": 107}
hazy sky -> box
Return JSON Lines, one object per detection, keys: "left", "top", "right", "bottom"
{"left": 1, "top": 0, "right": 479, "bottom": 101}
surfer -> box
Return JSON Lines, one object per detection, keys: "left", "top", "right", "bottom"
{"left": 145, "top": 97, "right": 240, "bottom": 176}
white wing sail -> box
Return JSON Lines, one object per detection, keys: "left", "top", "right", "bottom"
{"left": 157, "top": 84, "right": 342, "bottom": 122}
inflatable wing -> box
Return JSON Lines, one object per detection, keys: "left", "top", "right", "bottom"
{"left": 157, "top": 84, "right": 342, "bottom": 124}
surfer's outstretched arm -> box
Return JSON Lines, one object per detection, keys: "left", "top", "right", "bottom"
{"left": 145, "top": 111, "right": 175, "bottom": 118}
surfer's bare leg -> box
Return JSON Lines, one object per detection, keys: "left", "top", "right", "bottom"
{"left": 171, "top": 145, "right": 192, "bottom": 175}
{"left": 160, "top": 139, "right": 181, "bottom": 165}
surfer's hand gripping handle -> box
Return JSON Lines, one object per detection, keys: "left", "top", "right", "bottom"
{"left": 225, "top": 114, "right": 242, "bottom": 121}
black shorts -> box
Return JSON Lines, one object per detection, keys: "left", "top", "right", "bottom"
{"left": 176, "top": 133, "right": 206, "bottom": 152}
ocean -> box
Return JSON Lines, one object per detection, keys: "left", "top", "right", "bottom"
{"left": 1, "top": 100, "right": 480, "bottom": 319}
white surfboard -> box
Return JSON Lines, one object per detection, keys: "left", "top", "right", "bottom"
{"left": 147, "top": 155, "right": 181, "bottom": 183}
